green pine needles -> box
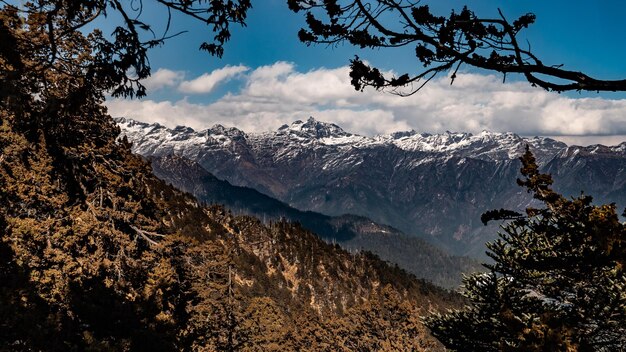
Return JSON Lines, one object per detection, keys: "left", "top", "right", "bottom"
{"left": 426, "top": 146, "right": 626, "bottom": 352}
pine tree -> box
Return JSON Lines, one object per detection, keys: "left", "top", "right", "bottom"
{"left": 426, "top": 147, "right": 626, "bottom": 351}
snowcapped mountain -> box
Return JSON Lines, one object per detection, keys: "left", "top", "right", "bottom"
{"left": 118, "top": 116, "right": 567, "bottom": 161}
{"left": 117, "top": 116, "right": 626, "bottom": 258}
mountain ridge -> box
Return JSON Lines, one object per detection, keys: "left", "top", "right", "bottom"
{"left": 117, "top": 116, "right": 580, "bottom": 159}
{"left": 118, "top": 117, "right": 626, "bottom": 258}
{"left": 149, "top": 154, "right": 482, "bottom": 289}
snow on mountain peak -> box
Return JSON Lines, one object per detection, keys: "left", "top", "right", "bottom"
{"left": 376, "top": 129, "right": 566, "bottom": 163}
{"left": 389, "top": 130, "right": 419, "bottom": 139}
{"left": 206, "top": 124, "right": 247, "bottom": 140}
{"left": 173, "top": 125, "right": 194, "bottom": 133}
{"left": 282, "top": 116, "right": 351, "bottom": 139}
{"left": 116, "top": 117, "right": 572, "bottom": 164}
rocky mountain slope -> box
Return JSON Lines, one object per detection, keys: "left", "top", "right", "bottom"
{"left": 118, "top": 117, "right": 626, "bottom": 258}
{"left": 150, "top": 155, "right": 481, "bottom": 289}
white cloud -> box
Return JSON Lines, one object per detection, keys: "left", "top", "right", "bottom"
{"left": 107, "top": 62, "right": 626, "bottom": 146}
{"left": 142, "top": 68, "right": 184, "bottom": 91}
{"left": 178, "top": 65, "right": 249, "bottom": 94}
{"left": 248, "top": 61, "right": 294, "bottom": 81}
{"left": 243, "top": 62, "right": 357, "bottom": 105}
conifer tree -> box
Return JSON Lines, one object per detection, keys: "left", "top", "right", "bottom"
{"left": 426, "top": 147, "right": 626, "bottom": 351}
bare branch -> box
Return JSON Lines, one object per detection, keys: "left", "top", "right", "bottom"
{"left": 130, "top": 225, "right": 166, "bottom": 246}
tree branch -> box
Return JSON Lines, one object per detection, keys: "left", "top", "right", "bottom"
{"left": 130, "top": 225, "right": 165, "bottom": 246}
{"left": 291, "top": 0, "right": 626, "bottom": 93}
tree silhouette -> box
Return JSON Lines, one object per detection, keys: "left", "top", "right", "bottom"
{"left": 288, "top": 0, "right": 626, "bottom": 94}
{"left": 425, "top": 148, "right": 626, "bottom": 351}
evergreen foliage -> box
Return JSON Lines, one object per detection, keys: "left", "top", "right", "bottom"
{"left": 426, "top": 147, "right": 626, "bottom": 351}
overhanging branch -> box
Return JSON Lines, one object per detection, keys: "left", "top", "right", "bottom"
{"left": 291, "top": 0, "right": 626, "bottom": 93}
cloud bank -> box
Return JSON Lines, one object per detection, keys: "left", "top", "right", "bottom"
{"left": 178, "top": 65, "right": 249, "bottom": 94}
{"left": 107, "top": 62, "right": 626, "bottom": 145}
{"left": 142, "top": 68, "right": 184, "bottom": 91}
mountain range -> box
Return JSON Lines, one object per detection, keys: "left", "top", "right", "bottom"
{"left": 117, "top": 116, "right": 626, "bottom": 258}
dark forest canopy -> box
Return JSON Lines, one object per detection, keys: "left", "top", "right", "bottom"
{"left": 287, "top": 0, "right": 626, "bottom": 95}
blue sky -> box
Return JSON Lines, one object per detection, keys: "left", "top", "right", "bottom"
{"left": 106, "top": 1, "right": 626, "bottom": 145}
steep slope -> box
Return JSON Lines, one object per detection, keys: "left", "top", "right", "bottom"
{"left": 150, "top": 155, "right": 482, "bottom": 289}
{"left": 119, "top": 117, "right": 626, "bottom": 258}
{"left": 2, "top": 109, "right": 463, "bottom": 350}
